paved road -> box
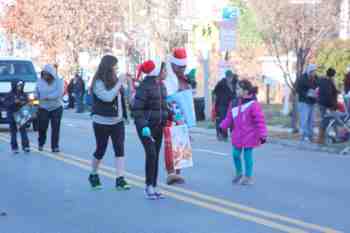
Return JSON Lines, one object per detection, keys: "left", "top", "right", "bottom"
{"left": 0, "top": 110, "right": 349, "bottom": 233}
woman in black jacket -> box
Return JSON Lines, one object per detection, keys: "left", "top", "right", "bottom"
{"left": 132, "top": 60, "right": 169, "bottom": 200}
{"left": 317, "top": 68, "right": 338, "bottom": 144}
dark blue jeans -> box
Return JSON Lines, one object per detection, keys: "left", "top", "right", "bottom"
{"left": 75, "top": 93, "right": 84, "bottom": 113}
{"left": 9, "top": 119, "right": 29, "bottom": 150}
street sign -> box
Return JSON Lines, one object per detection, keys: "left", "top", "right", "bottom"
{"left": 219, "top": 6, "right": 239, "bottom": 52}
{"left": 219, "top": 19, "right": 237, "bottom": 52}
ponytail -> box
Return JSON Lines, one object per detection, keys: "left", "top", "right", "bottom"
{"left": 238, "top": 79, "right": 258, "bottom": 95}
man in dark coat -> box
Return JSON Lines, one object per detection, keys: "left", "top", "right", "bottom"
{"left": 213, "top": 70, "right": 238, "bottom": 141}
{"left": 296, "top": 64, "right": 319, "bottom": 142}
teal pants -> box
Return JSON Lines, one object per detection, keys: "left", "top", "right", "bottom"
{"left": 232, "top": 147, "right": 254, "bottom": 177}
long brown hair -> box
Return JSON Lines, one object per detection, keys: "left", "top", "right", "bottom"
{"left": 91, "top": 55, "right": 118, "bottom": 91}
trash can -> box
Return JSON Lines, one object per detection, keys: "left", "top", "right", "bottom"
{"left": 194, "top": 97, "right": 205, "bottom": 121}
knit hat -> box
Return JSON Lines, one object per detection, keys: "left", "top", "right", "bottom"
{"left": 225, "top": 70, "right": 234, "bottom": 77}
{"left": 136, "top": 60, "right": 162, "bottom": 80}
{"left": 170, "top": 48, "right": 187, "bottom": 67}
{"left": 305, "top": 64, "right": 317, "bottom": 76}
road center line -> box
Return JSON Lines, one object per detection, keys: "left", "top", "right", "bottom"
{"left": 0, "top": 135, "right": 342, "bottom": 233}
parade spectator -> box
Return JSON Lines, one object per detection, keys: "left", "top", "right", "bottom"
{"left": 133, "top": 60, "right": 169, "bottom": 200}
{"left": 36, "top": 64, "right": 64, "bottom": 153}
{"left": 296, "top": 64, "right": 319, "bottom": 142}
{"left": 317, "top": 68, "right": 338, "bottom": 144}
{"left": 220, "top": 79, "right": 267, "bottom": 185}
{"left": 67, "top": 78, "right": 75, "bottom": 109}
{"left": 5, "top": 80, "right": 30, "bottom": 153}
{"left": 88, "top": 55, "right": 130, "bottom": 191}
{"left": 73, "top": 74, "right": 85, "bottom": 113}
{"left": 213, "top": 70, "right": 238, "bottom": 141}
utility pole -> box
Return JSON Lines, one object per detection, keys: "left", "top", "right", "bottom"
{"left": 340, "top": 0, "right": 349, "bottom": 40}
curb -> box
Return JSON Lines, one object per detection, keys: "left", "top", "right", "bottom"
{"left": 190, "top": 127, "right": 349, "bottom": 156}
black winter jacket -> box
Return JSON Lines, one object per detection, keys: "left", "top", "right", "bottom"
{"left": 213, "top": 78, "right": 237, "bottom": 109}
{"left": 5, "top": 80, "right": 28, "bottom": 116}
{"left": 296, "top": 73, "right": 318, "bottom": 105}
{"left": 132, "top": 76, "right": 169, "bottom": 129}
{"left": 318, "top": 77, "right": 338, "bottom": 110}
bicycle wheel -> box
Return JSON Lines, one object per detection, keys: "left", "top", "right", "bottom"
{"left": 325, "top": 119, "right": 337, "bottom": 145}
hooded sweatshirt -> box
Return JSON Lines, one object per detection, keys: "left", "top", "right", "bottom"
{"left": 36, "top": 64, "right": 64, "bottom": 111}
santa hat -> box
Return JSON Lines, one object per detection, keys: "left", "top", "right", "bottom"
{"left": 136, "top": 60, "right": 162, "bottom": 80}
{"left": 170, "top": 48, "right": 187, "bottom": 67}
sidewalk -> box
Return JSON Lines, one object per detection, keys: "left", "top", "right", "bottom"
{"left": 190, "top": 124, "right": 350, "bottom": 156}
{"left": 63, "top": 109, "right": 350, "bottom": 156}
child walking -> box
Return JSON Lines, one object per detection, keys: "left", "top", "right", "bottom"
{"left": 5, "top": 80, "right": 30, "bottom": 154}
{"left": 220, "top": 79, "right": 267, "bottom": 185}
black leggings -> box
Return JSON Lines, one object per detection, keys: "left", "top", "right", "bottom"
{"left": 93, "top": 122, "right": 125, "bottom": 160}
{"left": 137, "top": 125, "right": 163, "bottom": 187}
{"left": 38, "top": 107, "right": 63, "bottom": 149}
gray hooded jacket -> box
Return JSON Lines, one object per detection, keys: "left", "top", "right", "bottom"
{"left": 36, "top": 64, "right": 64, "bottom": 111}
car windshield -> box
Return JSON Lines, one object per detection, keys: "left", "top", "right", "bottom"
{"left": 0, "top": 61, "right": 37, "bottom": 82}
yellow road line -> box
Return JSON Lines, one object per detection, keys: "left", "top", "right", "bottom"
{"left": 52, "top": 147, "right": 342, "bottom": 233}
{"left": 20, "top": 148, "right": 309, "bottom": 233}
{"left": 0, "top": 135, "right": 343, "bottom": 233}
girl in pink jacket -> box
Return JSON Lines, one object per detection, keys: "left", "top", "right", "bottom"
{"left": 220, "top": 80, "right": 267, "bottom": 185}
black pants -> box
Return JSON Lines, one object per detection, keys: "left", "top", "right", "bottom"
{"left": 38, "top": 107, "right": 63, "bottom": 150}
{"left": 68, "top": 94, "right": 75, "bottom": 108}
{"left": 93, "top": 122, "right": 125, "bottom": 160}
{"left": 216, "top": 105, "right": 228, "bottom": 139}
{"left": 137, "top": 125, "right": 163, "bottom": 187}
{"left": 9, "top": 119, "right": 29, "bottom": 150}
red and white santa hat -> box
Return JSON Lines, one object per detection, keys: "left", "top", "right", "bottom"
{"left": 136, "top": 60, "right": 162, "bottom": 80}
{"left": 170, "top": 47, "right": 187, "bottom": 67}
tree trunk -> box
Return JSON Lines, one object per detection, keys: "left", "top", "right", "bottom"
{"left": 266, "top": 84, "right": 271, "bottom": 105}
{"left": 291, "top": 90, "right": 299, "bottom": 133}
{"left": 291, "top": 48, "right": 308, "bottom": 134}
{"left": 73, "top": 49, "right": 80, "bottom": 73}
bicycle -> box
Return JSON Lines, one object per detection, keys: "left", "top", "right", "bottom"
{"left": 324, "top": 96, "right": 350, "bottom": 145}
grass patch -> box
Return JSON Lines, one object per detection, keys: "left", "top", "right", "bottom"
{"left": 262, "top": 104, "right": 290, "bottom": 128}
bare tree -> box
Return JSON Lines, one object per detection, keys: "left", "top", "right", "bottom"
{"left": 249, "top": 0, "right": 339, "bottom": 131}
{"left": 1, "top": 0, "right": 125, "bottom": 68}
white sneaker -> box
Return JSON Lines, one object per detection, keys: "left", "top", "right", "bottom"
{"left": 154, "top": 187, "right": 165, "bottom": 199}
{"left": 145, "top": 186, "right": 157, "bottom": 200}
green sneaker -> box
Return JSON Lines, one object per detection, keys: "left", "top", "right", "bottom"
{"left": 116, "top": 177, "right": 131, "bottom": 190}
{"left": 89, "top": 174, "right": 102, "bottom": 190}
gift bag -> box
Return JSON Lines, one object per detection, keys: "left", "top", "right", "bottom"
{"left": 167, "top": 90, "right": 196, "bottom": 128}
{"left": 13, "top": 104, "right": 37, "bottom": 128}
{"left": 164, "top": 124, "right": 193, "bottom": 171}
